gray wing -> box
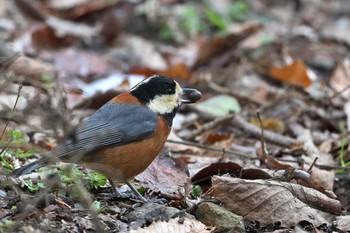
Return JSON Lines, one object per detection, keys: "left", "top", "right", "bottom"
{"left": 49, "top": 103, "right": 158, "bottom": 160}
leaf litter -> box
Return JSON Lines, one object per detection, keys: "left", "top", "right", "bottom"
{"left": 0, "top": 0, "right": 350, "bottom": 232}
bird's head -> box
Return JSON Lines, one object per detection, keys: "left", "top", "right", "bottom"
{"left": 130, "top": 75, "right": 201, "bottom": 121}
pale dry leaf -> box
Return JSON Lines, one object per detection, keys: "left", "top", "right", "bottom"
{"left": 329, "top": 60, "right": 350, "bottom": 99}
{"left": 121, "top": 35, "right": 167, "bottom": 70}
{"left": 46, "top": 16, "right": 102, "bottom": 38}
{"left": 293, "top": 124, "right": 335, "bottom": 166}
{"left": 130, "top": 217, "right": 212, "bottom": 233}
{"left": 306, "top": 165, "right": 335, "bottom": 191}
{"left": 335, "top": 215, "right": 350, "bottom": 232}
{"left": 211, "top": 176, "right": 341, "bottom": 227}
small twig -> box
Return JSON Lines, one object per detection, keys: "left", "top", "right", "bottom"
{"left": 307, "top": 157, "right": 318, "bottom": 174}
{"left": 167, "top": 140, "right": 350, "bottom": 171}
{"left": 0, "top": 84, "right": 22, "bottom": 140}
{"left": 257, "top": 112, "right": 269, "bottom": 159}
{"left": 54, "top": 197, "right": 72, "bottom": 209}
{"left": 203, "top": 73, "right": 263, "bottom": 105}
{"left": 184, "top": 114, "right": 234, "bottom": 140}
{"left": 166, "top": 139, "right": 255, "bottom": 159}
{"left": 231, "top": 114, "right": 296, "bottom": 147}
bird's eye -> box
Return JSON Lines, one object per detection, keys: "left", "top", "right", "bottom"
{"left": 165, "top": 88, "right": 173, "bottom": 94}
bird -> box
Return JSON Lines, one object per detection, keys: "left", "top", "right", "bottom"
{"left": 11, "top": 74, "right": 202, "bottom": 202}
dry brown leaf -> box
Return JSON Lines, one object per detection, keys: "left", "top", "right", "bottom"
{"left": 268, "top": 60, "right": 313, "bottom": 88}
{"left": 250, "top": 117, "right": 285, "bottom": 134}
{"left": 31, "top": 24, "right": 76, "bottom": 49}
{"left": 8, "top": 55, "right": 58, "bottom": 81}
{"left": 130, "top": 217, "right": 212, "bottom": 233}
{"left": 191, "top": 162, "right": 271, "bottom": 191}
{"left": 47, "top": 0, "right": 118, "bottom": 19}
{"left": 136, "top": 153, "right": 189, "bottom": 195}
{"left": 210, "top": 176, "right": 341, "bottom": 227}
{"left": 131, "top": 63, "right": 191, "bottom": 80}
{"left": 329, "top": 59, "right": 350, "bottom": 99}
{"left": 193, "top": 23, "right": 261, "bottom": 69}
{"left": 50, "top": 48, "right": 111, "bottom": 80}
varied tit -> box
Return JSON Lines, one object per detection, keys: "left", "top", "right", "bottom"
{"left": 11, "top": 75, "right": 202, "bottom": 202}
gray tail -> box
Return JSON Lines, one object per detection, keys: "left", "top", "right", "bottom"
{"left": 11, "top": 160, "right": 45, "bottom": 177}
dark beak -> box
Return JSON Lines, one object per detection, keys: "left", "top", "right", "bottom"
{"left": 181, "top": 88, "right": 202, "bottom": 104}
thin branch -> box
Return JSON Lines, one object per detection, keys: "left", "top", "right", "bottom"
{"left": 231, "top": 114, "right": 296, "bottom": 147}
{"left": 0, "top": 84, "right": 22, "bottom": 140}
{"left": 184, "top": 114, "right": 234, "bottom": 140}
{"left": 166, "top": 139, "right": 255, "bottom": 159}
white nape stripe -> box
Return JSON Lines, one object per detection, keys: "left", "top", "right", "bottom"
{"left": 129, "top": 76, "right": 153, "bottom": 92}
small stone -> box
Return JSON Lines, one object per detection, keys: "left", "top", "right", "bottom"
{"left": 126, "top": 203, "right": 181, "bottom": 229}
{"left": 196, "top": 202, "right": 245, "bottom": 233}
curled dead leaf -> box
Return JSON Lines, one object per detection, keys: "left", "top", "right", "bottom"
{"left": 136, "top": 153, "right": 189, "bottom": 195}
{"left": 210, "top": 176, "right": 342, "bottom": 227}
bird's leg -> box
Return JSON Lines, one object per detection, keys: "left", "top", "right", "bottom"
{"left": 109, "top": 179, "right": 166, "bottom": 204}
{"left": 125, "top": 180, "right": 148, "bottom": 203}
{"left": 108, "top": 178, "right": 127, "bottom": 198}
{"left": 108, "top": 178, "right": 147, "bottom": 202}
{"left": 125, "top": 181, "right": 168, "bottom": 204}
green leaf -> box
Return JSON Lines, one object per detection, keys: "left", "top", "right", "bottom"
{"left": 37, "top": 182, "right": 46, "bottom": 189}
{"left": 180, "top": 6, "right": 207, "bottom": 36}
{"left": 191, "top": 185, "right": 203, "bottom": 198}
{"left": 59, "top": 167, "right": 84, "bottom": 184}
{"left": 0, "top": 220, "right": 14, "bottom": 231}
{"left": 0, "top": 154, "right": 14, "bottom": 170}
{"left": 86, "top": 171, "right": 107, "bottom": 190}
{"left": 8, "top": 129, "right": 28, "bottom": 143}
{"left": 227, "top": 0, "right": 249, "bottom": 22}
{"left": 90, "top": 200, "right": 105, "bottom": 213}
{"left": 41, "top": 74, "right": 53, "bottom": 84}
{"left": 196, "top": 94, "right": 241, "bottom": 116}
{"left": 8, "top": 149, "right": 37, "bottom": 160}
{"left": 23, "top": 180, "right": 45, "bottom": 192}
{"left": 204, "top": 7, "right": 228, "bottom": 32}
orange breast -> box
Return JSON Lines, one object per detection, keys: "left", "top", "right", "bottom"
{"left": 81, "top": 116, "right": 170, "bottom": 181}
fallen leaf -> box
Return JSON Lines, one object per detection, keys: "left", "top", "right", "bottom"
{"left": 250, "top": 117, "right": 285, "bottom": 134}
{"left": 306, "top": 165, "right": 335, "bottom": 191}
{"left": 31, "top": 24, "right": 76, "bottom": 49}
{"left": 50, "top": 48, "right": 112, "bottom": 80}
{"left": 268, "top": 60, "right": 313, "bottom": 88}
{"left": 121, "top": 35, "right": 167, "bottom": 70}
{"left": 46, "top": 16, "right": 101, "bottom": 38}
{"left": 195, "top": 94, "right": 241, "bottom": 116}
{"left": 330, "top": 59, "right": 350, "bottom": 99}
{"left": 7, "top": 55, "right": 58, "bottom": 82}
{"left": 193, "top": 23, "right": 261, "bottom": 69}
{"left": 46, "top": 0, "right": 119, "bottom": 19}
{"left": 132, "top": 63, "right": 191, "bottom": 80}
{"left": 335, "top": 215, "right": 350, "bottom": 232}
{"left": 202, "top": 131, "right": 232, "bottom": 145}
{"left": 210, "top": 176, "right": 341, "bottom": 227}
{"left": 136, "top": 153, "right": 189, "bottom": 195}
{"left": 130, "top": 217, "right": 212, "bottom": 233}
{"left": 191, "top": 162, "right": 271, "bottom": 191}
{"left": 191, "top": 162, "right": 242, "bottom": 191}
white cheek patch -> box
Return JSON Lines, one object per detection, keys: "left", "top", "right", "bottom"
{"left": 147, "top": 94, "right": 180, "bottom": 114}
